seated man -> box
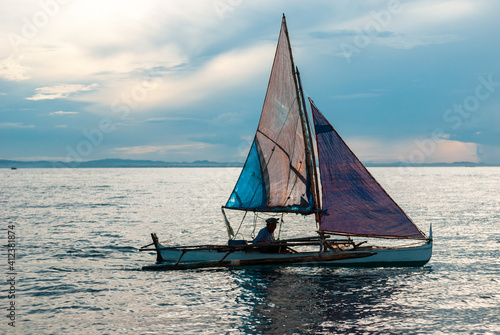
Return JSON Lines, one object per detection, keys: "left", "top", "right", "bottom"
{"left": 253, "top": 218, "right": 282, "bottom": 253}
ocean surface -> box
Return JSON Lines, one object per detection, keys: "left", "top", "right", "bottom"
{"left": 1, "top": 167, "right": 499, "bottom": 334}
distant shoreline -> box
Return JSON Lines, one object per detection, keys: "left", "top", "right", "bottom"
{"left": 0, "top": 159, "right": 243, "bottom": 169}
{"left": 2, "top": 158, "right": 499, "bottom": 168}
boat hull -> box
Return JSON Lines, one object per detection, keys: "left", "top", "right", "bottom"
{"left": 142, "top": 239, "right": 432, "bottom": 270}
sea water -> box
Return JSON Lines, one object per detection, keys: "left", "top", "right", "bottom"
{"left": 1, "top": 167, "right": 499, "bottom": 334}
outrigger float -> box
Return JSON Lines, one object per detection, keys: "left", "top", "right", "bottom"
{"left": 140, "top": 15, "right": 432, "bottom": 270}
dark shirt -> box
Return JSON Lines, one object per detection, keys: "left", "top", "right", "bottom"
{"left": 253, "top": 227, "right": 274, "bottom": 244}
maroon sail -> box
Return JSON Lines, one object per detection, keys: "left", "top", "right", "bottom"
{"left": 311, "top": 100, "right": 426, "bottom": 239}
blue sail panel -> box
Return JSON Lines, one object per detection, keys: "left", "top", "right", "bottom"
{"left": 225, "top": 140, "right": 267, "bottom": 209}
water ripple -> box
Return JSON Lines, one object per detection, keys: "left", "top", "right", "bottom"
{"left": 1, "top": 167, "right": 499, "bottom": 334}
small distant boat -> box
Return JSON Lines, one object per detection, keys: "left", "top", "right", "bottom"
{"left": 140, "top": 15, "right": 432, "bottom": 270}
{"left": 11, "top": 167, "right": 17, "bottom": 170}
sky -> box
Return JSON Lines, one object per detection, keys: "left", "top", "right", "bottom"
{"left": 1, "top": 0, "right": 499, "bottom": 164}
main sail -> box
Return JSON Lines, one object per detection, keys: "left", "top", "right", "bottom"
{"left": 224, "top": 17, "right": 315, "bottom": 213}
{"left": 310, "top": 100, "right": 427, "bottom": 239}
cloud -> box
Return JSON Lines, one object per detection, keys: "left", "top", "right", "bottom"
{"left": 310, "top": 30, "right": 395, "bottom": 39}
{"left": 49, "top": 111, "right": 79, "bottom": 115}
{"left": 0, "top": 122, "right": 35, "bottom": 128}
{"left": 309, "top": 0, "right": 480, "bottom": 58}
{"left": 26, "top": 83, "right": 99, "bottom": 100}
{"left": 407, "top": 0, "right": 475, "bottom": 23}
{"left": 348, "top": 137, "right": 480, "bottom": 164}
{"left": 144, "top": 116, "right": 202, "bottom": 123}
{"left": 148, "top": 43, "right": 273, "bottom": 107}
{"left": 76, "top": 43, "right": 273, "bottom": 112}
{"left": 0, "top": 0, "right": 273, "bottom": 112}
{"left": 1, "top": 0, "right": 498, "bottom": 163}
{"left": 113, "top": 143, "right": 210, "bottom": 155}
{"left": 0, "top": 1, "right": 211, "bottom": 84}
{"left": 188, "top": 133, "right": 244, "bottom": 147}
{"left": 376, "top": 34, "right": 463, "bottom": 50}
{"left": 0, "top": 56, "right": 29, "bottom": 81}
{"left": 331, "top": 93, "right": 382, "bottom": 99}
{"left": 426, "top": 139, "right": 479, "bottom": 163}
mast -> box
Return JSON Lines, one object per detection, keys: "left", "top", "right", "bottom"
{"left": 296, "top": 67, "right": 322, "bottom": 224}
{"left": 282, "top": 14, "right": 321, "bottom": 223}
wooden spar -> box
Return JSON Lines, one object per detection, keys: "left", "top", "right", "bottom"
{"left": 220, "top": 206, "right": 318, "bottom": 214}
{"left": 296, "top": 67, "right": 322, "bottom": 225}
{"left": 221, "top": 207, "right": 234, "bottom": 239}
{"left": 139, "top": 236, "right": 358, "bottom": 259}
{"left": 139, "top": 234, "right": 356, "bottom": 251}
{"left": 281, "top": 15, "right": 321, "bottom": 223}
{"left": 175, "top": 250, "right": 187, "bottom": 266}
{"left": 139, "top": 240, "right": 348, "bottom": 252}
{"left": 142, "top": 250, "right": 376, "bottom": 271}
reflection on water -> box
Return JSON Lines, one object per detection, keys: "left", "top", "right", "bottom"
{"left": 229, "top": 266, "right": 429, "bottom": 334}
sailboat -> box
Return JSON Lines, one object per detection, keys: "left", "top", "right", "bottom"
{"left": 140, "top": 15, "right": 432, "bottom": 270}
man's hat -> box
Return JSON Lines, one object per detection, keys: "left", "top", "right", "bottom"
{"left": 266, "top": 218, "right": 279, "bottom": 225}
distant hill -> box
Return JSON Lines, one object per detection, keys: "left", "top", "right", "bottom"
{"left": 0, "top": 159, "right": 243, "bottom": 168}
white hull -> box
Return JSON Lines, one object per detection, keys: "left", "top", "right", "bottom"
{"left": 143, "top": 239, "right": 432, "bottom": 270}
